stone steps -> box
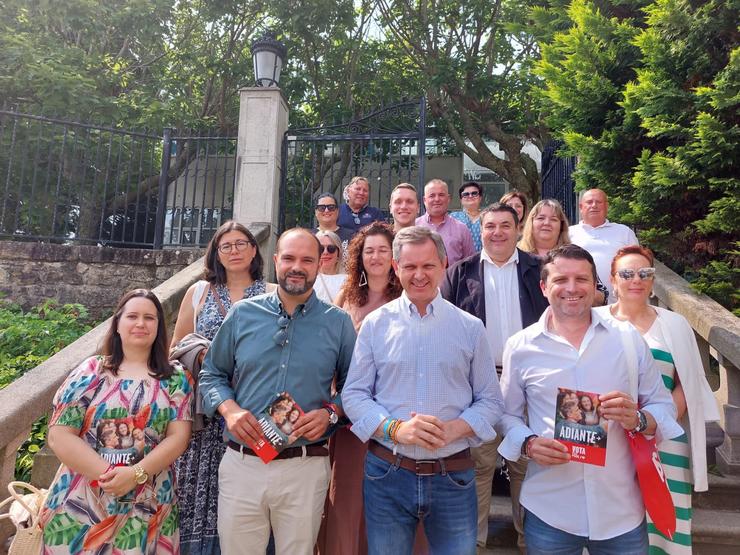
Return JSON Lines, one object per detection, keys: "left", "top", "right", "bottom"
{"left": 486, "top": 492, "right": 740, "bottom": 553}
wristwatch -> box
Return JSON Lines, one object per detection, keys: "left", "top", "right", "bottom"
{"left": 133, "top": 464, "right": 149, "bottom": 485}
{"left": 323, "top": 403, "right": 339, "bottom": 426}
{"left": 632, "top": 410, "right": 648, "bottom": 434}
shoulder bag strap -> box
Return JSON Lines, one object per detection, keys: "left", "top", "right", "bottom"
{"left": 209, "top": 283, "right": 229, "bottom": 318}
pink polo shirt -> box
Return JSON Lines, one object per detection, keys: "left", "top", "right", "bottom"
{"left": 415, "top": 213, "right": 476, "bottom": 266}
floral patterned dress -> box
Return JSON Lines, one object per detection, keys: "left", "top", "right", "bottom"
{"left": 175, "top": 280, "right": 266, "bottom": 555}
{"left": 40, "top": 356, "right": 193, "bottom": 554}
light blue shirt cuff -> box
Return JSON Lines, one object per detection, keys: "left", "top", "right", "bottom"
{"left": 202, "top": 386, "right": 234, "bottom": 418}
{"left": 352, "top": 411, "right": 389, "bottom": 443}
{"left": 644, "top": 404, "right": 684, "bottom": 443}
{"left": 497, "top": 424, "right": 534, "bottom": 462}
{"left": 459, "top": 410, "right": 496, "bottom": 447}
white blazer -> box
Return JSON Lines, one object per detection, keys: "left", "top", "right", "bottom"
{"left": 596, "top": 305, "right": 720, "bottom": 491}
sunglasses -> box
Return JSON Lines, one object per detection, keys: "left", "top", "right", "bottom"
{"left": 616, "top": 267, "right": 656, "bottom": 281}
{"left": 315, "top": 204, "right": 337, "bottom": 212}
{"left": 320, "top": 244, "right": 339, "bottom": 255}
{"left": 461, "top": 191, "right": 480, "bottom": 198}
{"left": 273, "top": 315, "right": 291, "bottom": 347}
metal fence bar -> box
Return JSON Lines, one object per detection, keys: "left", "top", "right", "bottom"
{"left": 153, "top": 128, "right": 172, "bottom": 249}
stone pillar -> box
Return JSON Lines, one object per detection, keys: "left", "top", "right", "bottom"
{"left": 233, "top": 87, "right": 289, "bottom": 280}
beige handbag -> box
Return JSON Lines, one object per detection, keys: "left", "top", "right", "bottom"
{"left": 0, "top": 481, "right": 48, "bottom": 555}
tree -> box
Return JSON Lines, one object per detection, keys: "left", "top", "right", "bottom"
{"left": 536, "top": 0, "right": 739, "bottom": 312}
{"left": 375, "top": 0, "right": 547, "bottom": 202}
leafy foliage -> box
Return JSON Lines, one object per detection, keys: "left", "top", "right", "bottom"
{"left": 536, "top": 0, "right": 739, "bottom": 312}
{"left": 0, "top": 298, "right": 95, "bottom": 480}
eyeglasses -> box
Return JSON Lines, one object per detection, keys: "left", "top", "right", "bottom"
{"left": 320, "top": 245, "right": 339, "bottom": 255}
{"left": 315, "top": 204, "right": 337, "bottom": 212}
{"left": 615, "top": 267, "right": 656, "bottom": 281}
{"left": 218, "top": 240, "right": 252, "bottom": 254}
{"left": 461, "top": 191, "right": 480, "bottom": 198}
{"left": 273, "top": 315, "right": 291, "bottom": 347}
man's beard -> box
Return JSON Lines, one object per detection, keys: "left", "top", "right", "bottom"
{"left": 278, "top": 270, "right": 316, "bottom": 296}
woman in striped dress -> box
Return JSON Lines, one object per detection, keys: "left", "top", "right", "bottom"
{"left": 604, "top": 245, "right": 720, "bottom": 554}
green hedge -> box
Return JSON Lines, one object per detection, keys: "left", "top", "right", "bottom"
{"left": 0, "top": 299, "right": 96, "bottom": 481}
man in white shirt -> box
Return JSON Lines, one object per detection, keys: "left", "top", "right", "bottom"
{"left": 497, "top": 244, "right": 683, "bottom": 553}
{"left": 441, "top": 203, "right": 548, "bottom": 550}
{"left": 569, "top": 189, "right": 639, "bottom": 303}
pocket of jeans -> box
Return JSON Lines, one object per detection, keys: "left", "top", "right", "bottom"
{"left": 444, "top": 468, "right": 475, "bottom": 489}
{"left": 364, "top": 451, "right": 394, "bottom": 481}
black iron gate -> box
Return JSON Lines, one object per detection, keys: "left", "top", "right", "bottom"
{"left": 541, "top": 140, "right": 578, "bottom": 224}
{"left": 280, "top": 98, "right": 426, "bottom": 231}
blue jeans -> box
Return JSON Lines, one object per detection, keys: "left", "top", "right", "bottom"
{"left": 524, "top": 509, "right": 648, "bottom": 555}
{"left": 363, "top": 450, "right": 477, "bottom": 555}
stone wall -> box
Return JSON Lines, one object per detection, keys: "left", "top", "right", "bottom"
{"left": 0, "top": 241, "right": 204, "bottom": 319}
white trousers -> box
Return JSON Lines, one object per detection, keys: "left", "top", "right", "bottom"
{"left": 217, "top": 447, "right": 331, "bottom": 555}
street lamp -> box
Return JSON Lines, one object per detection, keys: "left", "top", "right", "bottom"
{"left": 251, "top": 31, "right": 287, "bottom": 88}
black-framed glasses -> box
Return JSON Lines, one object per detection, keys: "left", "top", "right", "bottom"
{"left": 315, "top": 204, "right": 338, "bottom": 212}
{"left": 461, "top": 191, "right": 480, "bottom": 198}
{"left": 218, "top": 240, "right": 252, "bottom": 254}
{"left": 616, "top": 267, "right": 656, "bottom": 281}
{"left": 273, "top": 315, "right": 291, "bottom": 347}
{"left": 320, "top": 245, "right": 339, "bottom": 255}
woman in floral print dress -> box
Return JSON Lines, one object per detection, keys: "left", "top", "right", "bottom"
{"left": 40, "top": 289, "right": 193, "bottom": 554}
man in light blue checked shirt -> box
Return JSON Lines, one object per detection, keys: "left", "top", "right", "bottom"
{"left": 343, "top": 226, "right": 504, "bottom": 555}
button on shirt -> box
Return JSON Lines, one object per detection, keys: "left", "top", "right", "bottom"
{"left": 497, "top": 308, "right": 683, "bottom": 540}
{"left": 342, "top": 291, "right": 504, "bottom": 460}
{"left": 415, "top": 213, "right": 476, "bottom": 266}
{"left": 199, "top": 291, "right": 356, "bottom": 447}
{"left": 337, "top": 204, "right": 384, "bottom": 233}
{"left": 569, "top": 220, "right": 639, "bottom": 303}
{"left": 481, "top": 249, "right": 523, "bottom": 365}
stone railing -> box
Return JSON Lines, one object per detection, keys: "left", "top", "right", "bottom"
{"left": 653, "top": 260, "right": 740, "bottom": 475}
{"left": 0, "top": 223, "right": 269, "bottom": 547}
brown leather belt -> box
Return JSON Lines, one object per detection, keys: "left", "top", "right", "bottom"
{"left": 368, "top": 441, "right": 473, "bottom": 475}
{"left": 227, "top": 440, "right": 328, "bottom": 459}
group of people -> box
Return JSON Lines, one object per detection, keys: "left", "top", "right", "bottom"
{"left": 38, "top": 176, "right": 719, "bottom": 555}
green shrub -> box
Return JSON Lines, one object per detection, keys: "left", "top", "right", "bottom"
{"left": 0, "top": 299, "right": 95, "bottom": 480}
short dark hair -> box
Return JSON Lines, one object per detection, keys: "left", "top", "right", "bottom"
{"left": 317, "top": 192, "right": 339, "bottom": 205}
{"left": 540, "top": 244, "right": 598, "bottom": 284}
{"left": 102, "top": 289, "right": 174, "bottom": 379}
{"left": 276, "top": 227, "right": 322, "bottom": 259}
{"left": 204, "top": 221, "right": 264, "bottom": 284}
{"left": 480, "top": 202, "right": 519, "bottom": 227}
{"left": 458, "top": 181, "right": 482, "bottom": 198}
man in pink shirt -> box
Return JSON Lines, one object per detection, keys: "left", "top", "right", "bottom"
{"left": 415, "top": 179, "right": 476, "bottom": 266}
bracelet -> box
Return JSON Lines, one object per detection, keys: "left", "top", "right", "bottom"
{"left": 522, "top": 434, "right": 538, "bottom": 460}
{"left": 390, "top": 419, "right": 403, "bottom": 444}
{"left": 382, "top": 418, "right": 393, "bottom": 441}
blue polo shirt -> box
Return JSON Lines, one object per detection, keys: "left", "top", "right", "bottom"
{"left": 199, "top": 290, "right": 356, "bottom": 446}
{"left": 337, "top": 203, "right": 384, "bottom": 233}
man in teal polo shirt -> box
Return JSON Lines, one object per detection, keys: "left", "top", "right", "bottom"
{"left": 200, "top": 228, "right": 356, "bottom": 555}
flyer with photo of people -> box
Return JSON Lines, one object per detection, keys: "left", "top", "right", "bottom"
{"left": 95, "top": 417, "right": 146, "bottom": 466}
{"left": 251, "top": 392, "right": 304, "bottom": 463}
{"left": 554, "top": 387, "right": 609, "bottom": 466}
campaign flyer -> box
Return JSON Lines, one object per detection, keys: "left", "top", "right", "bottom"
{"left": 250, "top": 392, "right": 304, "bottom": 464}
{"left": 95, "top": 417, "right": 146, "bottom": 466}
{"left": 554, "top": 388, "right": 609, "bottom": 466}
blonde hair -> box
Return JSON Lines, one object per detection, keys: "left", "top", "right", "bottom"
{"left": 519, "top": 199, "right": 571, "bottom": 253}
{"left": 315, "top": 230, "right": 344, "bottom": 273}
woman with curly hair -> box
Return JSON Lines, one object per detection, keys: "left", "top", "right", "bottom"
{"left": 334, "top": 221, "right": 402, "bottom": 331}
{"left": 319, "top": 221, "right": 406, "bottom": 555}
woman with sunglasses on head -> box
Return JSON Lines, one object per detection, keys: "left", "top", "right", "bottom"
{"left": 315, "top": 230, "right": 347, "bottom": 304}
{"left": 319, "top": 221, "right": 407, "bottom": 555}
{"left": 313, "top": 192, "right": 355, "bottom": 255}
{"left": 170, "top": 220, "right": 274, "bottom": 555}
{"left": 596, "top": 245, "right": 719, "bottom": 554}
{"left": 450, "top": 181, "right": 483, "bottom": 251}
{"left": 40, "top": 289, "right": 192, "bottom": 553}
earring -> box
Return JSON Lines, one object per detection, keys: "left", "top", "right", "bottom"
{"left": 359, "top": 270, "right": 368, "bottom": 287}
{"left": 650, "top": 289, "right": 656, "bottom": 299}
